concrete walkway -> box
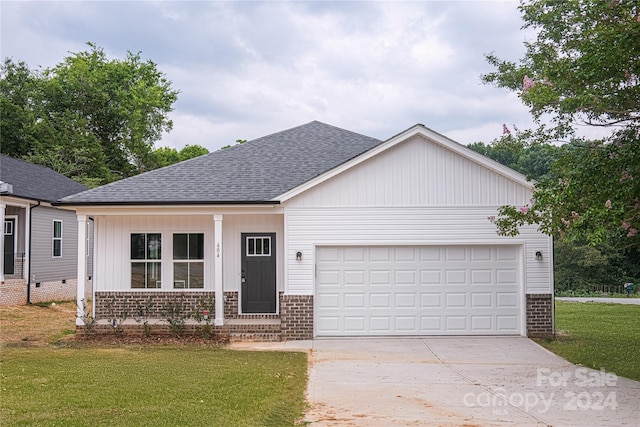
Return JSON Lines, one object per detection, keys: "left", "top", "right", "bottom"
{"left": 556, "top": 297, "right": 640, "bottom": 305}
{"left": 233, "top": 338, "right": 640, "bottom": 426}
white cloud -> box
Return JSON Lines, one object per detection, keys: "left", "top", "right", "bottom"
{"left": 1, "top": 0, "right": 557, "bottom": 151}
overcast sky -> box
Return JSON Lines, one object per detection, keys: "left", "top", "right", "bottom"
{"left": 2, "top": 0, "right": 542, "bottom": 151}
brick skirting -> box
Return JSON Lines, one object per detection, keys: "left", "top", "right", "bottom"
{"left": 279, "top": 293, "right": 313, "bottom": 340}
{"left": 526, "top": 294, "right": 554, "bottom": 338}
{"left": 1, "top": 279, "right": 91, "bottom": 306}
{"left": 94, "top": 291, "right": 215, "bottom": 320}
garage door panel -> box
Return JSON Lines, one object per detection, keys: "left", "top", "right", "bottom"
{"left": 497, "top": 269, "right": 518, "bottom": 284}
{"left": 344, "top": 247, "right": 366, "bottom": 262}
{"left": 471, "top": 292, "right": 492, "bottom": 307}
{"left": 421, "top": 293, "right": 441, "bottom": 307}
{"left": 421, "top": 316, "right": 442, "bottom": 331}
{"left": 318, "top": 270, "right": 340, "bottom": 285}
{"left": 420, "top": 247, "right": 442, "bottom": 261}
{"left": 395, "top": 316, "right": 417, "bottom": 332}
{"left": 471, "top": 269, "right": 492, "bottom": 284}
{"left": 395, "top": 270, "right": 417, "bottom": 284}
{"left": 344, "top": 316, "right": 365, "bottom": 332}
{"left": 471, "top": 247, "right": 493, "bottom": 261}
{"left": 471, "top": 316, "right": 493, "bottom": 331}
{"left": 344, "top": 293, "right": 366, "bottom": 308}
{"left": 445, "top": 270, "right": 467, "bottom": 284}
{"left": 446, "top": 247, "right": 467, "bottom": 261}
{"left": 370, "top": 316, "right": 391, "bottom": 331}
{"left": 497, "top": 292, "right": 519, "bottom": 307}
{"left": 395, "top": 293, "right": 417, "bottom": 308}
{"left": 316, "top": 246, "right": 521, "bottom": 336}
{"left": 317, "top": 293, "right": 340, "bottom": 308}
{"left": 370, "top": 270, "right": 391, "bottom": 284}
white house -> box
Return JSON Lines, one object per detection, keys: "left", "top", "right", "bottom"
{"left": 58, "top": 121, "right": 554, "bottom": 339}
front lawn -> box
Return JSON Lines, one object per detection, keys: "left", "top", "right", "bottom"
{"left": 536, "top": 301, "right": 640, "bottom": 381}
{"left": 0, "top": 303, "right": 307, "bottom": 426}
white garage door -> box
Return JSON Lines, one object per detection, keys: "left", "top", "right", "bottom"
{"left": 315, "top": 246, "right": 522, "bottom": 336}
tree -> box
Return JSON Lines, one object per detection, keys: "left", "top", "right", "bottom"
{"left": 0, "top": 59, "right": 38, "bottom": 159}
{"left": 1, "top": 43, "right": 179, "bottom": 186}
{"left": 152, "top": 144, "right": 209, "bottom": 168}
{"left": 482, "top": 0, "right": 640, "bottom": 249}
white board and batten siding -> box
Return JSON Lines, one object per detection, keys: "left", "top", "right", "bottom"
{"left": 283, "top": 132, "right": 553, "bottom": 336}
{"left": 92, "top": 213, "right": 284, "bottom": 293}
{"left": 93, "top": 215, "right": 215, "bottom": 292}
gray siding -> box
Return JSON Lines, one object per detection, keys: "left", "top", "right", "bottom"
{"left": 31, "top": 206, "right": 78, "bottom": 282}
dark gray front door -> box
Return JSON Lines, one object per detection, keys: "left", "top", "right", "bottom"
{"left": 4, "top": 218, "right": 15, "bottom": 275}
{"left": 241, "top": 233, "right": 276, "bottom": 313}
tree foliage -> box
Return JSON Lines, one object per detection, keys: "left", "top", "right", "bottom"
{"left": 153, "top": 144, "right": 209, "bottom": 168}
{"left": 483, "top": 0, "right": 640, "bottom": 249}
{"left": 1, "top": 43, "right": 179, "bottom": 186}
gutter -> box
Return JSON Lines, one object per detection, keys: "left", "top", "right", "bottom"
{"left": 27, "top": 200, "right": 40, "bottom": 304}
{"left": 52, "top": 199, "right": 281, "bottom": 207}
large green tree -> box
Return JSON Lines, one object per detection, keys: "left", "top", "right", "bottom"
{"left": 483, "top": 0, "right": 640, "bottom": 249}
{"left": 1, "top": 43, "right": 179, "bottom": 186}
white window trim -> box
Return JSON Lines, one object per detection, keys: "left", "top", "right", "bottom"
{"left": 53, "top": 219, "right": 63, "bottom": 258}
{"left": 130, "top": 232, "right": 162, "bottom": 289}
{"left": 172, "top": 232, "right": 205, "bottom": 289}
{"left": 246, "top": 236, "right": 272, "bottom": 257}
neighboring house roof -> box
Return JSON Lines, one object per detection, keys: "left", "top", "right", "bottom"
{"left": 0, "top": 155, "right": 88, "bottom": 203}
{"left": 58, "top": 121, "right": 384, "bottom": 205}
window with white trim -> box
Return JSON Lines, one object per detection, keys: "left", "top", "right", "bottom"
{"left": 173, "top": 233, "right": 204, "bottom": 289}
{"left": 246, "top": 236, "right": 271, "bottom": 256}
{"left": 53, "top": 220, "right": 63, "bottom": 257}
{"left": 131, "top": 233, "right": 161, "bottom": 289}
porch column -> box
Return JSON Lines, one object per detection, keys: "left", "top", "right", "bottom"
{"left": 214, "top": 214, "right": 224, "bottom": 326}
{"left": 0, "top": 203, "right": 5, "bottom": 283}
{"left": 76, "top": 214, "right": 87, "bottom": 326}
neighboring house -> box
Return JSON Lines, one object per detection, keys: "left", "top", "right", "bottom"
{"left": 58, "top": 121, "right": 554, "bottom": 338}
{"left": 0, "top": 155, "right": 91, "bottom": 305}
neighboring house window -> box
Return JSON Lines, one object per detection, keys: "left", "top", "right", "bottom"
{"left": 246, "top": 236, "right": 271, "bottom": 256}
{"left": 173, "top": 233, "right": 204, "bottom": 289}
{"left": 53, "top": 220, "right": 63, "bottom": 257}
{"left": 131, "top": 233, "right": 161, "bottom": 289}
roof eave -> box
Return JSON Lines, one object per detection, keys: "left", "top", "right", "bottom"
{"left": 52, "top": 200, "right": 281, "bottom": 207}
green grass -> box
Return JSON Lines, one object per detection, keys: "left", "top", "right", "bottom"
{"left": 535, "top": 301, "right": 640, "bottom": 381}
{"left": 0, "top": 345, "right": 307, "bottom": 426}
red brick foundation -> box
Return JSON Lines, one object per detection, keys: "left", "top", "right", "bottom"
{"left": 526, "top": 294, "right": 554, "bottom": 338}
{"left": 280, "top": 293, "right": 313, "bottom": 340}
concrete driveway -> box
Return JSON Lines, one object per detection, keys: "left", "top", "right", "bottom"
{"left": 302, "top": 337, "right": 640, "bottom": 426}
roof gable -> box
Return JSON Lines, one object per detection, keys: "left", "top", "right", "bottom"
{"left": 0, "top": 155, "right": 88, "bottom": 202}
{"left": 59, "top": 121, "right": 383, "bottom": 205}
{"left": 278, "top": 124, "right": 533, "bottom": 203}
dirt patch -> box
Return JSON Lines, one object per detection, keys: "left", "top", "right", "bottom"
{"left": 0, "top": 302, "right": 230, "bottom": 348}
{"left": 0, "top": 301, "right": 77, "bottom": 347}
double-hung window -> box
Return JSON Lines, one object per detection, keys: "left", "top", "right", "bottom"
{"left": 131, "top": 233, "right": 161, "bottom": 288}
{"left": 173, "top": 233, "right": 204, "bottom": 289}
{"left": 53, "top": 220, "right": 63, "bottom": 257}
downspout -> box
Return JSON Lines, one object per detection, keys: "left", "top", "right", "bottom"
{"left": 26, "top": 201, "right": 40, "bottom": 304}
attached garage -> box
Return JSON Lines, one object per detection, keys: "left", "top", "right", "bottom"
{"left": 315, "top": 245, "right": 522, "bottom": 336}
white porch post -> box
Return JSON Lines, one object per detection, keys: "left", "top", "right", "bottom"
{"left": 76, "top": 214, "right": 87, "bottom": 326}
{"left": 0, "top": 203, "right": 5, "bottom": 283}
{"left": 214, "top": 214, "right": 224, "bottom": 326}
{"left": 23, "top": 204, "right": 31, "bottom": 281}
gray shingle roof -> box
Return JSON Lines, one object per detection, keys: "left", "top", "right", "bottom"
{"left": 0, "top": 155, "right": 88, "bottom": 203}
{"left": 59, "top": 121, "right": 383, "bottom": 205}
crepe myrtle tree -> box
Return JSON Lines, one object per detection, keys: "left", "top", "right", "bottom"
{"left": 483, "top": 0, "right": 640, "bottom": 249}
